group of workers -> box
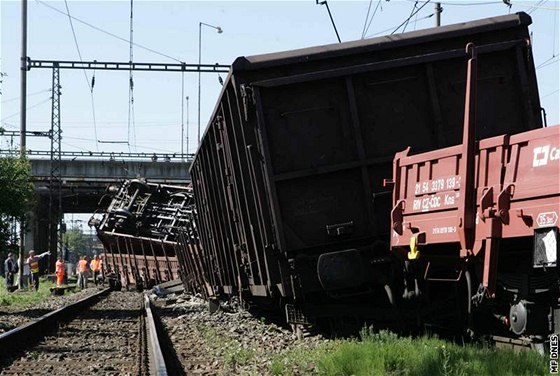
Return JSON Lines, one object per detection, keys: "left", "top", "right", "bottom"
{"left": 3, "top": 251, "right": 103, "bottom": 292}
{"left": 75, "top": 255, "right": 103, "bottom": 289}
{"left": 3, "top": 250, "right": 50, "bottom": 291}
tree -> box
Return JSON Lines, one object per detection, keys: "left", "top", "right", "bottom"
{"left": 0, "top": 156, "right": 34, "bottom": 252}
{"left": 62, "top": 227, "right": 91, "bottom": 257}
{"left": 0, "top": 156, "right": 34, "bottom": 217}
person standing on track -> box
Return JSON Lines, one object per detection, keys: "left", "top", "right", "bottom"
{"left": 77, "top": 256, "right": 89, "bottom": 290}
{"left": 27, "top": 250, "right": 50, "bottom": 291}
{"left": 3, "top": 252, "right": 18, "bottom": 292}
{"left": 55, "top": 257, "right": 65, "bottom": 287}
{"left": 90, "top": 255, "right": 101, "bottom": 285}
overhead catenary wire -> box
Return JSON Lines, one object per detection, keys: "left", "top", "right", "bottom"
{"left": 402, "top": 1, "right": 419, "bottom": 33}
{"left": 63, "top": 0, "right": 90, "bottom": 91}
{"left": 362, "top": 0, "right": 383, "bottom": 39}
{"left": 541, "top": 88, "right": 559, "bottom": 99}
{"left": 536, "top": 55, "right": 559, "bottom": 70}
{"left": 1, "top": 88, "right": 51, "bottom": 103}
{"left": 34, "top": 0, "right": 181, "bottom": 62}
{"left": 391, "top": 0, "right": 432, "bottom": 35}
{"left": 404, "top": 0, "right": 559, "bottom": 9}
{"left": 404, "top": 0, "right": 499, "bottom": 6}
{"left": 509, "top": 1, "right": 559, "bottom": 11}
{"left": 63, "top": 0, "right": 98, "bottom": 151}
{"left": 361, "top": 0, "right": 375, "bottom": 39}
{"left": 413, "top": 1, "right": 421, "bottom": 30}
{"left": 526, "top": 0, "right": 547, "bottom": 14}
{"left": 365, "top": 13, "right": 435, "bottom": 38}
{"left": 0, "top": 97, "right": 52, "bottom": 123}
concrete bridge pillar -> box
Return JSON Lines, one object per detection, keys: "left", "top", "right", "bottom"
{"left": 25, "top": 195, "right": 58, "bottom": 272}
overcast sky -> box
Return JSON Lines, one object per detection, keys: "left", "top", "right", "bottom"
{"left": 1, "top": 0, "right": 558, "bottom": 158}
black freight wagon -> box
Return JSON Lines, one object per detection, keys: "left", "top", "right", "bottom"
{"left": 181, "top": 13, "right": 542, "bottom": 324}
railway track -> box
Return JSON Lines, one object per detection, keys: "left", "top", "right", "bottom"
{"left": 0, "top": 290, "right": 167, "bottom": 376}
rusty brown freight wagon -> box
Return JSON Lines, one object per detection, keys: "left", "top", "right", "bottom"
{"left": 389, "top": 40, "right": 559, "bottom": 348}
{"left": 91, "top": 180, "right": 193, "bottom": 289}
{"left": 178, "top": 12, "right": 543, "bottom": 325}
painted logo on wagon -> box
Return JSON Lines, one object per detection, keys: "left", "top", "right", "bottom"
{"left": 533, "top": 145, "right": 560, "bottom": 167}
{"left": 536, "top": 212, "right": 559, "bottom": 227}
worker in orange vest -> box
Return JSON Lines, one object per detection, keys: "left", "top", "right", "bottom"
{"left": 90, "top": 255, "right": 102, "bottom": 286}
{"left": 27, "top": 250, "right": 50, "bottom": 291}
{"left": 77, "top": 256, "right": 89, "bottom": 290}
{"left": 55, "top": 257, "right": 65, "bottom": 287}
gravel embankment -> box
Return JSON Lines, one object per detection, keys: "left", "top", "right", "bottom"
{"left": 156, "top": 294, "right": 326, "bottom": 375}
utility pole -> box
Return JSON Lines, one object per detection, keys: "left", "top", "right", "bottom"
{"left": 435, "top": 2, "right": 442, "bottom": 27}
{"left": 18, "top": 0, "right": 28, "bottom": 289}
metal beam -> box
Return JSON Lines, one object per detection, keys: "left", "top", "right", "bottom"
{"left": 0, "top": 130, "right": 51, "bottom": 137}
{"left": 27, "top": 59, "right": 230, "bottom": 73}
{"left": 0, "top": 149, "right": 195, "bottom": 161}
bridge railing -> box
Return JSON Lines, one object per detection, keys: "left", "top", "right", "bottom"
{"left": 0, "top": 149, "right": 195, "bottom": 162}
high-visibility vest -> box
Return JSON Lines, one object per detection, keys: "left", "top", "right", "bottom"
{"left": 90, "top": 259, "right": 101, "bottom": 272}
{"left": 78, "top": 259, "right": 88, "bottom": 272}
{"left": 28, "top": 256, "right": 39, "bottom": 274}
{"left": 56, "top": 260, "right": 65, "bottom": 275}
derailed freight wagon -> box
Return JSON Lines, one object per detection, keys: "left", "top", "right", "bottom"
{"left": 179, "top": 13, "right": 543, "bottom": 325}
{"left": 91, "top": 179, "right": 194, "bottom": 289}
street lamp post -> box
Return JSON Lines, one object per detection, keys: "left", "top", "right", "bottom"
{"left": 181, "top": 71, "right": 185, "bottom": 161}
{"left": 198, "top": 22, "right": 223, "bottom": 145}
{"left": 186, "top": 96, "right": 189, "bottom": 155}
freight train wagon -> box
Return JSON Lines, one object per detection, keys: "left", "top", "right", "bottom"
{"left": 177, "top": 12, "right": 543, "bottom": 326}
{"left": 91, "top": 180, "right": 193, "bottom": 289}
{"left": 389, "top": 43, "right": 559, "bottom": 349}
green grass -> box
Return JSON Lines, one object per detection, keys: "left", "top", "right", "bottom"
{"left": 270, "top": 329, "right": 549, "bottom": 376}
{"left": 0, "top": 277, "right": 57, "bottom": 308}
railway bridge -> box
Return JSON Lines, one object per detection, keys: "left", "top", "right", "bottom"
{"left": 24, "top": 151, "right": 191, "bottom": 253}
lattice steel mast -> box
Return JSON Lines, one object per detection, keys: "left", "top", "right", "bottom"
{"left": 48, "top": 63, "right": 62, "bottom": 261}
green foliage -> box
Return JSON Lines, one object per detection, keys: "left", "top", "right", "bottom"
{"left": 62, "top": 226, "right": 90, "bottom": 257}
{"left": 0, "top": 156, "right": 34, "bottom": 218}
{"left": 270, "top": 329, "right": 548, "bottom": 376}
{"left": 0, "top": 156, "right": 34, "bottom": 253}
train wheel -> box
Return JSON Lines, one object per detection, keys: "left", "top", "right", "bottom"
{"left": 129, "top": 179, "right": 149, "bottom": 195}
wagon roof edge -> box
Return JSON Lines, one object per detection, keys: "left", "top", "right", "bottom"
{"left": 231, "top": 12, "right": 531, "bottom": 72}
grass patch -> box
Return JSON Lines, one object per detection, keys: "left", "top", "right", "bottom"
{"left": 0, "top": 277, "right": 57, "bottom": 308}
{"left": 270, "top": 329, "right": 548, "bottom": 376}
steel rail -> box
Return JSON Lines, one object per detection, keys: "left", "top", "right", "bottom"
{"left": 0, "top": 287, "right": 111, "bottom": 354}
{"left": 0, "top": 289, "right": 170, "bottom": 375}
{"left": 144, "top": 294, "right": 168, "bottom": 375}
